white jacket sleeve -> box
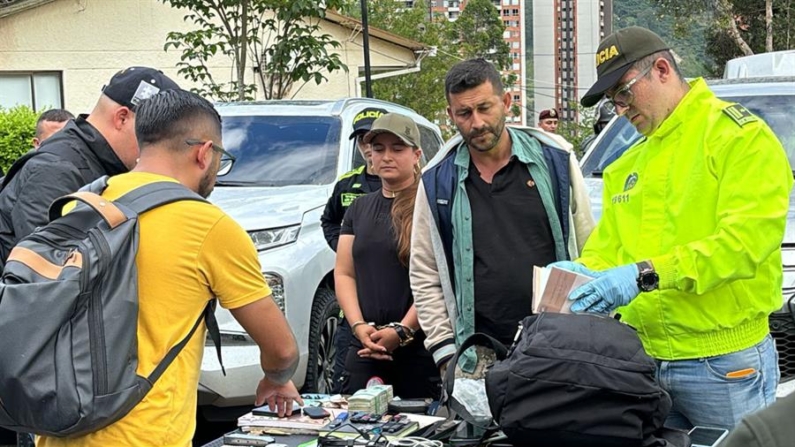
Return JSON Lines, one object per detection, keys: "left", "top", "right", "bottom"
{"left": 410, "top": 180, "right": 457, "bottom": 367}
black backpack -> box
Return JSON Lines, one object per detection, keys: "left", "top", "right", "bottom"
{"left": 446, "top": 313, "right": 687, "bottom": 447}
{"left": 0, "top": 177, "right": 224, "bottom": 437}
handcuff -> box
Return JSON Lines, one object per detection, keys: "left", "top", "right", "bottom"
{"left": 352, "top": 321, "right": 415, "bottom": 347}
{"left": 378, "top": 322, "right": 415, "bottom": 347}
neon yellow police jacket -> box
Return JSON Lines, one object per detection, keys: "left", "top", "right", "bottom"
{"left": 578, "top": 78, "right": 793, "bottom": 360}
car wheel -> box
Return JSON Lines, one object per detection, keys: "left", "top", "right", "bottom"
{"left": 302, "top": 288, "right": 340, "bottom": 394}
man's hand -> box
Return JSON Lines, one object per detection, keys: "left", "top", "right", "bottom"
{"left": 568, "top": 263, "right": 640, "bottom": 313}
{"left": 255, "top": 377, "right": 304, "bottom": 417}
{"left": 546, "top": 260, "right": 601, "bottom": 278}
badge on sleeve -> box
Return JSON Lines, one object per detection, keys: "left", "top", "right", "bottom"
{"left": 723, "top": 104, "right": 757, "bottom": 127}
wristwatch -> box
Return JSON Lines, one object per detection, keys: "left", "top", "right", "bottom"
{"left": 386, "top": 323, "right": 415, "bottom": 347}
{"left": 636, "top": 261, "right": 659, "bottom": 292}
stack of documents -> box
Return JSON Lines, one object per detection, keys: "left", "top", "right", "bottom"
{"left": 532, "top": 266, "right": 594, "bottom": 314}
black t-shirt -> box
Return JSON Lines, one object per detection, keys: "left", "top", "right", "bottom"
{"left": 466, "top": 156, "right": 557, "bottom": 345}
{"left": 341, "top": 191, "right": 413, "bottom": 326}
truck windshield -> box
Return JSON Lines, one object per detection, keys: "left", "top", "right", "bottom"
{"left": 217, "top": 115, "right": 342, "bottom": 186}
{"left": 720, "top": 94, "right": 795, "bottom": 166}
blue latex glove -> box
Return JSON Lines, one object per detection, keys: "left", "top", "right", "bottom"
{"left": 546, "top": 261, "right": 602, "bottom": 278}
{"left": 568, "top": 263, "right": 640, "bottom": 314}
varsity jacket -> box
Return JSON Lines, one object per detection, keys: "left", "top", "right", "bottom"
{"left": 410, "top": 127, "right": 595, "bottom": 371}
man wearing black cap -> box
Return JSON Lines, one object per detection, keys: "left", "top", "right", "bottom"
{"left": 0, "top": 66, "right": 180, "bottom": 268}
{"left": 320, "top": 106, "right": 386, "bottom": 393}
{"left": 552, "top": 26, "right": 792, "bottom": 430}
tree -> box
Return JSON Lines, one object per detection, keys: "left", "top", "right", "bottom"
{"left": 557, "top": 102, "right": 596, "bottom": 158}
{"left": 653, "top": 0, "right": 795, "bottom": 73}
{"left": 338, "top": 0, "right": 457, "bottom": 135}
{"left": 162, "top": 0, "right": 347, "bottom": 101}
{"left": 449, "top": 0, "right": 516, "bottom": 90}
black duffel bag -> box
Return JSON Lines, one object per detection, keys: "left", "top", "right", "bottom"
{"left": 450, "top": 313, "right": 688, "bottom": 447}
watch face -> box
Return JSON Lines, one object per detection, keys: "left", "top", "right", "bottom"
{"left": 640, "top": 272, "right": 659, "bottom": 291}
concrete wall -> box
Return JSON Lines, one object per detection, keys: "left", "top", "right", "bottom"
{"left": 0, "top": 0, "right": 419, "bottom": 113}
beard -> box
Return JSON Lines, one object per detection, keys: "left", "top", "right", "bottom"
{"left": 461, "top": 115, "right": 507, "bottom": 153}
{"left": 198, "top": 170, "right": 215, "bottom": 198}
{"left": 198, "top": 158, "right": 220, "bottom": 198}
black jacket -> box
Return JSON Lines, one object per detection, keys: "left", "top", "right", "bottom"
{"left": 0, "top": 116, "right": 127, "bottom": 265}
{"left": 320, "top": 166, "right": 378, "bottom": 251}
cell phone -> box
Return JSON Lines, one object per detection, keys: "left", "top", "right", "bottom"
{"left": 252, "top": 403, "right": 302, "bottom": 417}
{"left": 688, "top": 426, "right": 729, "bottom": 447}
{"left": 223, "top": 429, "right": 275, "bottom": 446}
{"left": 302, "top": 406, "right": 330, "bottom": 419}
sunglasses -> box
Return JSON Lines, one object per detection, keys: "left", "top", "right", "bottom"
{"left": 185, "top": 139, "right": 236, "bottom": 171}
{"left": 606, "top": 65, "right": 652, "bottom": 113}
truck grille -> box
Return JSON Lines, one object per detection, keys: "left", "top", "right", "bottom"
{"left": 770, "top": 313, "right": 795, "bottom": 382}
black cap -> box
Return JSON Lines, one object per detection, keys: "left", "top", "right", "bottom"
{"left": 581, "top": 27, "right": 669, "bottom": 107}
{"left": 349, "top": 107, "right": 388, "bottom": 140}
{"left": 101, "top": 67, "right": 181, "bottom": 110}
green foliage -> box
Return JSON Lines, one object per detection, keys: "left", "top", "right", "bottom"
{"left": 162, "top": 0, "right": 347, "bottom": 101}
{"left": 344, "top": 0, "right": 457, "bottom": 138}
{"left": 340, "top": 0, "right": 512, "bottom": 138}
{"left": 450, "top": 0, "right": 515, "bottom": 92}
{"left": 629, "top": 0, "right": 795, "bottom": 76}
{"left": 614, "top": 0, "right": 716, "bottom": 76}
{"left": 0, "top": 106, "right": 36, "bottom": 173}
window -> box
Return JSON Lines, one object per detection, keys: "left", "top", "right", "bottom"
{"left": 418, "top": 125, "right": 442, "bottom": 161}
{"left": 513, "top": 94, "right": 521, "bottom": 102}
{"left": 512, "top": 62, "right": 521, "bottom": 70}
{"left": 220, "top": 115, "right": 342, "bottom": 186}
{"left": 0, "top": 72, "right": 63, "bottom": 111}
{"left": 512, "top": 41, "right": 520, "bottom": 49}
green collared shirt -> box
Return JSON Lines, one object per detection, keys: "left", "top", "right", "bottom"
{"left": 451, "top": 127, "right": 567, "bottom": 372}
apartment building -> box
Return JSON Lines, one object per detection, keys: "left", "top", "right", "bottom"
{"left": 532, "top": 0, "right": 612, "bottom": 124}
{"left": 406, "top": 0, "right": 612, "bottom": 126}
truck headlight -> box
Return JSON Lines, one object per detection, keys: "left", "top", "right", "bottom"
{"left": 264, "top": 272, "right": 286, "bottom": 312}
{"left": 249, "top": 225, "right": 300, "bottom": 251}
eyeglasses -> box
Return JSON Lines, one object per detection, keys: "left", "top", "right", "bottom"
{"left": 606, "top": 65, "right": 652, "bottom": 112}
{"left": 185, "top": 139, "right": 236, "bottom": 171}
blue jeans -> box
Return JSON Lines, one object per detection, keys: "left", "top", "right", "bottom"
{"left": 656, "top": 334, "right": 780, "bottom": 431}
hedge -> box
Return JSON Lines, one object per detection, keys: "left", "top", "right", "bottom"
{"left": 0, "top": 105, "right": 37, "bottom": 174}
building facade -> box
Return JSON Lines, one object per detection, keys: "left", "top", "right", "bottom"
{"left": 531, "top": 0, "right": 612, "bottom": 124}
{"left": 0, "top": 0, "right": 427, "bottom": 113}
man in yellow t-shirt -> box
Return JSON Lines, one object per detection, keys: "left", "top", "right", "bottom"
{"left": 38, "top": 89, "right": 302, "bottom": 447}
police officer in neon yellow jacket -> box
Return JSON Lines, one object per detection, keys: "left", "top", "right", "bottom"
{"left": 552, "top": 27, "right": 793, "bottom": 432}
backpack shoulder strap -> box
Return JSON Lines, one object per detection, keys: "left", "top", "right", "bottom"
{"left": 114, "top": 181, "right": 207, "bottom": 215}
{"left": 147, "top": 300, "right": 225, "bottom": 384}
{"left": 114, "top": 181, "right": 225, "bottom": 378}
